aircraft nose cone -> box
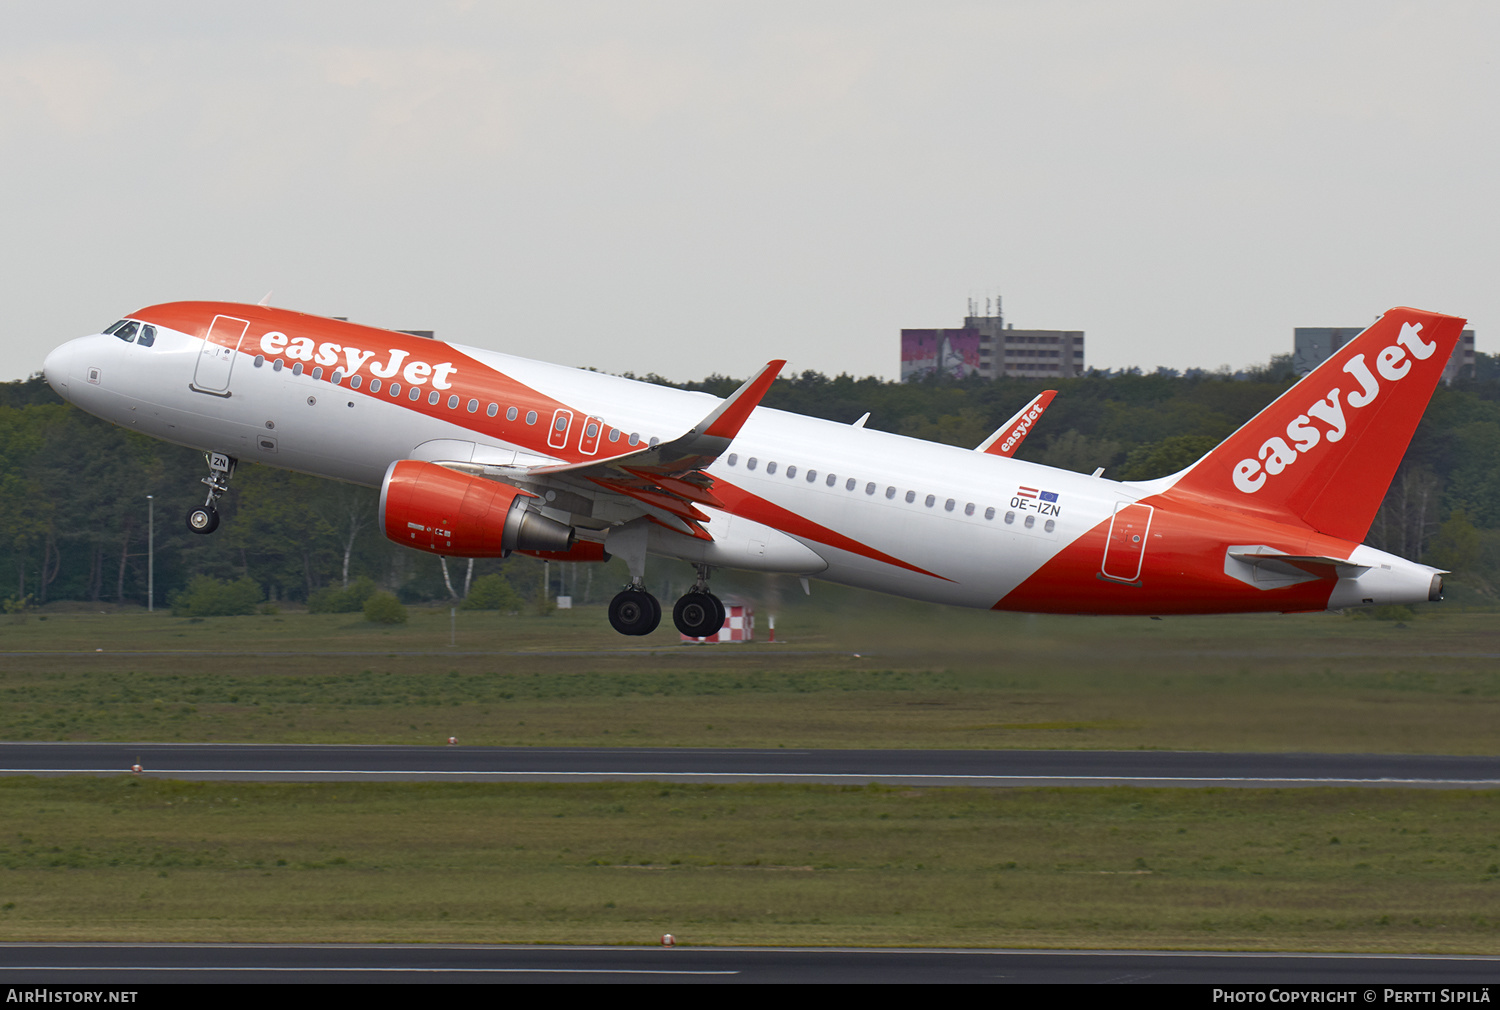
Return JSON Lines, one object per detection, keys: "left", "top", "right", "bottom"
{"left": 43, "top": 340, "right": 79, "bottom": 397}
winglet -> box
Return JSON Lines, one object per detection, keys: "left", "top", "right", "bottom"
{"left": 698, "top": 360, "right": 785, "bottom": 440}
{"left": 977, "top": 390, "right": 1056, "bottom": 456}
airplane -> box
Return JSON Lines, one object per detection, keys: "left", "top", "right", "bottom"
{"left": 41, "top": 303, "right": 1463, "bottom": 636}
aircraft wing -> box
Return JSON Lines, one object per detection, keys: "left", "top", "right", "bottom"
{"left": 474, "top": 360, "right": 786, "bottom": 539}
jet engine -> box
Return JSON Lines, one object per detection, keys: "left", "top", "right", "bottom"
{"left": 379, "top": 459, "right": 575, "bottom": 557}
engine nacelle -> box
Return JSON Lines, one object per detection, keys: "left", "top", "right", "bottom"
{"left": 379, "top": 459, "right": 575, "bottom": 557}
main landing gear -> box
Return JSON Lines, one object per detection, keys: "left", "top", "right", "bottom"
{"left": 186, "top": 451, "right": 236, "bottom": 535}
{"left": 606, "top": 565, "right": 726, "bottom": 638}
{"left": 608, "top": 585, "right": 661, "bottom": 636}
{"left": 673, "top": 564, "right": 726, "bottom": 638}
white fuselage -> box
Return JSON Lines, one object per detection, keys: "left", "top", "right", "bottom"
{"left": 43, "top": 305, "right": 1443, "bottom": 617}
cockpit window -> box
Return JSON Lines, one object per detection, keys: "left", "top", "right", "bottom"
{"left": 104, "top": 319, "right": 156, "bottom": 347}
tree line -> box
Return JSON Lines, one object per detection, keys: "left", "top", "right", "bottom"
{"left": 4, "top": 352, "right": 1499, "bottom": 610}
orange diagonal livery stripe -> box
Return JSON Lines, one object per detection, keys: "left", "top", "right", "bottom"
{"left": 710, "top": 479, "right": 950, "bottom": 581}
{"left": 132, "top": 301, "right": 615, "bottom": 466}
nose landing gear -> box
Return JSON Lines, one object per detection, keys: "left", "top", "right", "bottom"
{"left": 186, "top": 452, "right": 236, "bottom": 536}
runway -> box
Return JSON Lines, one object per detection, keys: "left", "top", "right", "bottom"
{"left": 1, "top": 742, "right": 1496, "bottom": 788}
{"left": 0, "top": 944, "right": 1497, "bottom": 985}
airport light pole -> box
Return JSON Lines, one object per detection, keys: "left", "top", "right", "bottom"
{"left": 146, "top": 495, "right": 154, "bottom": 613}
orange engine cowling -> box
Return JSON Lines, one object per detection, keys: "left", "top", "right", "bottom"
{"left": 379, "top": 459, "right": 575, "bottom": 557}
{"left": 517, "top": 540, "right": 612, "bottom": 563}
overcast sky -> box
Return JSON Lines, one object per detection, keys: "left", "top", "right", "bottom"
{"left": 3, "top": 1, "right": 1495, "bottom": 383}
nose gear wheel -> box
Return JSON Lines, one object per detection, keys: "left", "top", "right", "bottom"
{"left": 186, "top": 506, "right": 219, "bottom": 534}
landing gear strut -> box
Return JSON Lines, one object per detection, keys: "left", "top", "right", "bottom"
{"left": 186, "top": 451, "right": 236, "bottom": 536}
{"left": 672, "top": 565, "right": 726, "bottom": 638}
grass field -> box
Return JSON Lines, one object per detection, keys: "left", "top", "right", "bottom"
{"left": 1, "top": 594, "right": 1496, "bottom": 752}
{"left": 1, "top": 593, "right": 1497, "bottom": 950}
{"left": 0, "top": 777, "right": 1495, "bottom": 951}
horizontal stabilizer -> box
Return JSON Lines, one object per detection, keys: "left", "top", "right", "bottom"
{"left": 1227, "top": 550, "right": 1369, "bottom": 579}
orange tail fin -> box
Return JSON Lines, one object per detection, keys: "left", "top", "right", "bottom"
{"left": 1162, "top": 307, "right": 1467, "bottom": 542}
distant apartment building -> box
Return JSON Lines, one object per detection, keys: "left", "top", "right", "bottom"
{"left": 901, "top": 298, "right": 1084, "bottom": 381}
{"left": 1294, "top": 325, "right": 1475, "bottom": 384}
